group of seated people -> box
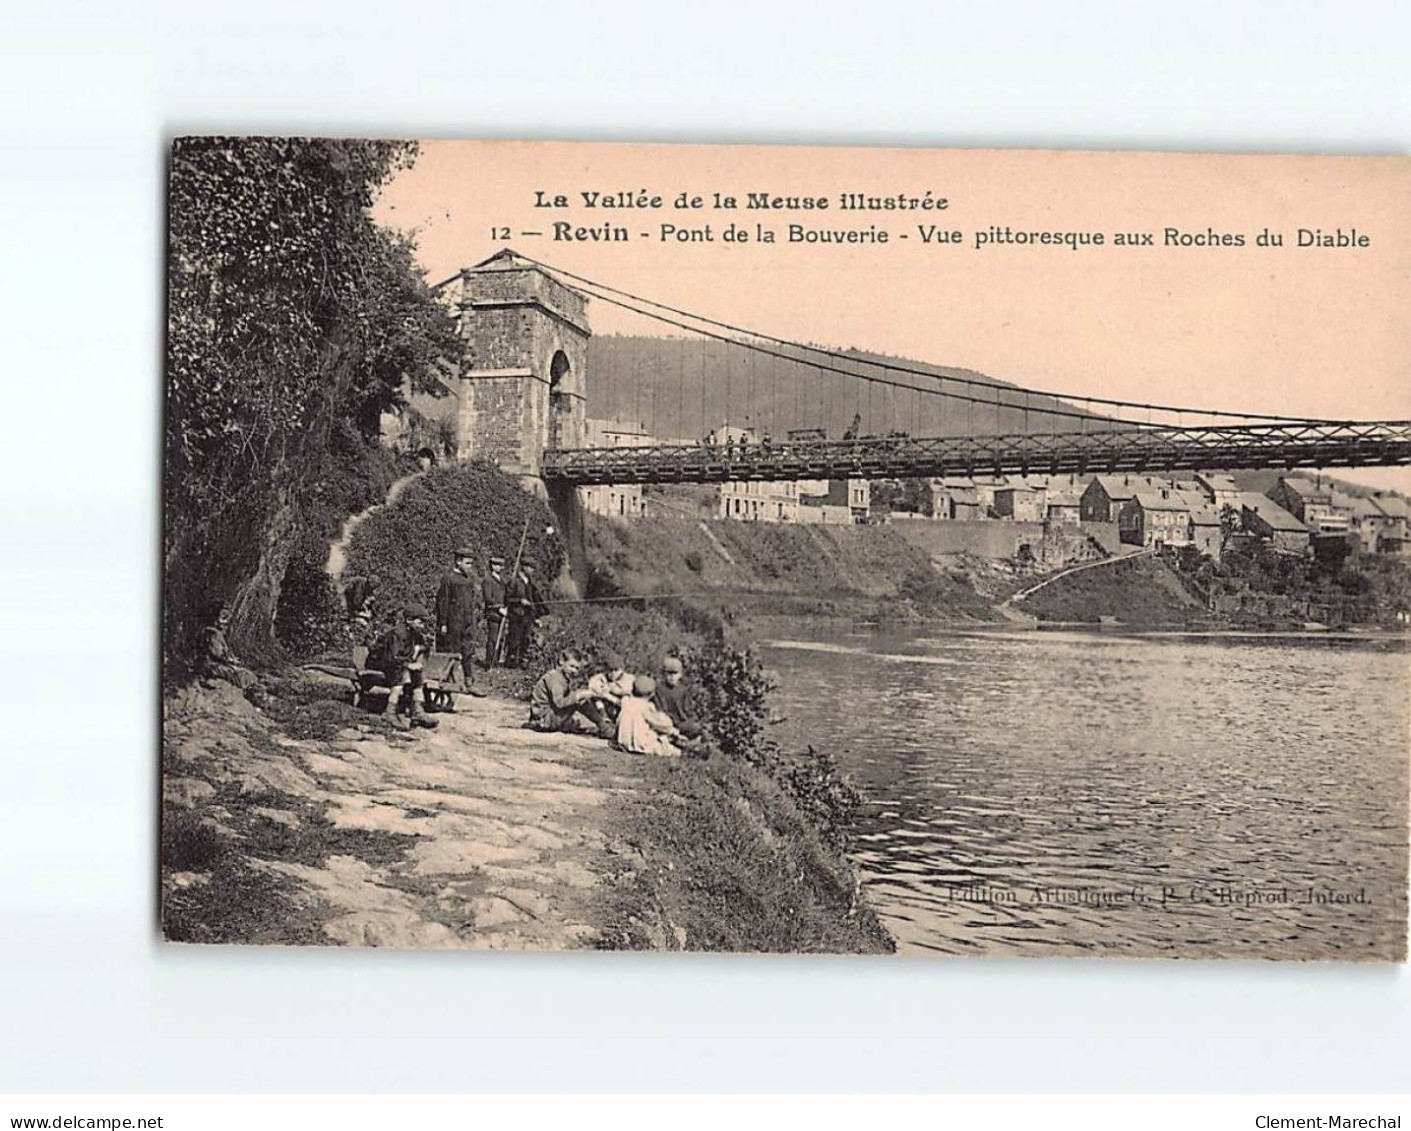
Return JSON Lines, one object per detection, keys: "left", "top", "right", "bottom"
{"left": 528, "top": 650, "right": 706, "bottom": 758}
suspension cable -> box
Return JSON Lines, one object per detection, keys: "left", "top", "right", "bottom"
{"left": 517, "top": 252, "right": 1354, "bottom": 427}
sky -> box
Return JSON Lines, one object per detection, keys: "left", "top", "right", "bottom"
{"left": 373, "top": 141, "right": 1411, "bottom": 490}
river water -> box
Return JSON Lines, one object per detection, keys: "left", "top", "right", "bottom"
{"left": 760, "top": 628, "right": 1410, "bottom": 960}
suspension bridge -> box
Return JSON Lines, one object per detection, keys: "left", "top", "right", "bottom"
{"left": 440, "top": 251, "right": 1411, "bottom": 488}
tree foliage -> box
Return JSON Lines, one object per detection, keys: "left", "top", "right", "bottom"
{"left": 164, "top": 137, "right": 460, "bottom": 676}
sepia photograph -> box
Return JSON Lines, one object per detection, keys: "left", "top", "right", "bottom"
{"left": 161, "top": 138, "right": 1410, "bottom": 961}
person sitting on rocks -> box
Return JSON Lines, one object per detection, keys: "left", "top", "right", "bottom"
{"left": 528, "top": 650, "right": 613, "bottom": 738}
{"left": 615, "top": 675, "right": 682, "bottom": 757}
{"left": 200, "top": 605, "right": 256, "bottom": 692}
{"left": 368, "top": 604, "right": 438, "bottom": 730}
{"left": 586, "top": 651, "right": 636, "bottom": 722}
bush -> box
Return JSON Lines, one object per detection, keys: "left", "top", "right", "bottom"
{"left": 274, "top": 541, "right": 350, "bottom": 658}
{"left": 343, "top": 462, "right": 565, "bottom": 636}
{"left": 162, "top": 811, "right": 228, "bottom": 873}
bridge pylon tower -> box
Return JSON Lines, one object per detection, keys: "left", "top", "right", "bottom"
{"left": 448, "top": 248, "right": 590, "bottom": 477}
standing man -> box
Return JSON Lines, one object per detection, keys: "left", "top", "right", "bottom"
{"left": 481, "top": 554, "right": 508, "bottom": 668}
{"left": 342, "top": 573, "right": 380, "bottom": 645}
{"left": 435, "top": 547, "right": 478, "bottom": 680}
{"left": 505, "top": 561, "right": 543, "bottom": 668}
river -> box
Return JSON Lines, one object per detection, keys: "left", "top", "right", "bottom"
{"left": 760, "top": 628, "right": 1410, "bottom": 960}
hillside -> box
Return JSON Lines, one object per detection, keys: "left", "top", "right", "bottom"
{"left": 585, "top": 334, "right": 1108, "bottom": 441}
{"left": 1230, "top": 468, "right": 1410, "bottom": 505}
{"left": 1014, "top": 554, "right": 1207, "bottom": 626}
{"left": 585, "top": 514, "right": 998, "bottom": 625}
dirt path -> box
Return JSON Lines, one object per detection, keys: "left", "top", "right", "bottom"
{"left": 164, "top": 685, "right": 641, "bottom": 949}
{"left": 1002, "top": 544, "right": 1153, "bottom": 609}
{"left": 324, "top": 470, "right": 425, "bottom": 581}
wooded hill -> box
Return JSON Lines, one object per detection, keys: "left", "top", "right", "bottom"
{"left": 584, "top": 334, "right": 1109, "bottom": 442}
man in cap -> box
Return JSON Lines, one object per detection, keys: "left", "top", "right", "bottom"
{"left": 504, "top": 560, "right": 543, "bottom": 669}
{"left": 435, "top": 547, "right": 479, "bottom": 680}
{"left": 481, "top": 555, "right": 509, "bottom": 668}
{"left": 367, "top": 604, "right": 438, "bottom": 729}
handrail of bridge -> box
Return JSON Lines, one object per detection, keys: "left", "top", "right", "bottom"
{"left": 541, "top": 420, "right": 1411, "bottom": 485}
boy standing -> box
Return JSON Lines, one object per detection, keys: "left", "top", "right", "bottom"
{"left": 368, "top": 605, "right": 438, "bottom": 730}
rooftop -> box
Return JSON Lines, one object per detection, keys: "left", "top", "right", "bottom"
{"left": 1280, "top": 476, "right": 1331, "bottom": 500}
{"left": 1238, "top": 492, "right": 1308, "bottom": 532}
{"left": 1132, "top": 491, "right": 1195, "bottom": 512}
{"left": 1372, "top": 495, "right": 1410, "bottom": 519}
{"left": 1091, "top": 474, "right": 1162, "bottom": 499}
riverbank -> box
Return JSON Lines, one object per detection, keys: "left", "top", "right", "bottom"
{"left": 585, "top": 514, "right": 1002, "bottom": 627}
{"left": 161, "top": 677, "right": 893, "bottom": 953}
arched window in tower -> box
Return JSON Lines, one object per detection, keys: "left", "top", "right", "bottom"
{"left": 548, "top": 350, "right": 572, "bottom": 450}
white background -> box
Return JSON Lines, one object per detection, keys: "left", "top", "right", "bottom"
{"left": 1, "top": 0, "right": 1408, "bottom": 1094}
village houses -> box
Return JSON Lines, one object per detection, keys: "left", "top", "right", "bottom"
{"left": 1118, "top": 489, "right": 1209, "bottom": 548}
{"left": 1269, "top": 476, "right": 1353, "bottom": 535}
{"left": 1080, "top": 474, "right": 1164, "bottom": 523}
{"left": 577, "top": 421, "right": 1408, "bottom": 559}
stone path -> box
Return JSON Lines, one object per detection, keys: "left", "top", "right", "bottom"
{"left": 165, "top": 686, "right": 639, "bottom": 950}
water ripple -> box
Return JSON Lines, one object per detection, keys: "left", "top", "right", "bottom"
{"left": 763, "top": 630, "right": 1410, "bottom": 960}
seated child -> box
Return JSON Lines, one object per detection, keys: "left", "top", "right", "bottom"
{"left": 615, "top": 675, "right": 682, "bottom": 758}
{"left": 586, "top": 651, "right": 636, "bottom": 720}
{"left": 529, "top": 650, "right": 613, "bottom": 737}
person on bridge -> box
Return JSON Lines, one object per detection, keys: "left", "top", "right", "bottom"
{"left": 504, "top": 561, "right": 542, "bottom": 668}
{"left": 435, "top": 548, "right": 478, "bottom": 678}
{"left": 369, "top": 604, "right": 438, "bottom": 730}
{"left": 481, "top": 555, "right": 509, "bottom": 667}
{"left": 528, "top": 650, "right": 613, "bottom": 737}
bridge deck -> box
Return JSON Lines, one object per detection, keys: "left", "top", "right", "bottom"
{"left": 541, "top": 421, "right": 1411, "bottom": 485}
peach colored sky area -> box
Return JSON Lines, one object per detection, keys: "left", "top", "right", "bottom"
{"left": 374, "top": 140, "right": 1411, "bottom": 489}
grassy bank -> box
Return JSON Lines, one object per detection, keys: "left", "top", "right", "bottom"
{"left": 1015, "top": 554, "right": 1207, "bottom": 626}
{"left": 596, "top": 751, "right": 892, "bottom": 953}
{"left": 1016, "top": 542, "right": 1411, "bottom": 629}
{"left": 586, "top": 514, "right": 998, "bottom": 626}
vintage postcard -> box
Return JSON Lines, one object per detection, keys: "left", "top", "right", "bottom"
{"left": 162, "top": 139, "right": 1410, "bottom": 959}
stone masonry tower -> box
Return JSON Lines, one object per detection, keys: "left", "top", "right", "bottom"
{"left": 448, "top": 249, "right": 589, "bottom": 477}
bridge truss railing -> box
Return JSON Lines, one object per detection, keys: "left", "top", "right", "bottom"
{"left": 541, "top": 420, "right": 1411, "bottom": 486}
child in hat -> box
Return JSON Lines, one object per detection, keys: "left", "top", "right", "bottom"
{"left": 615, "top": 675, "right": 682, "bottom": 757}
